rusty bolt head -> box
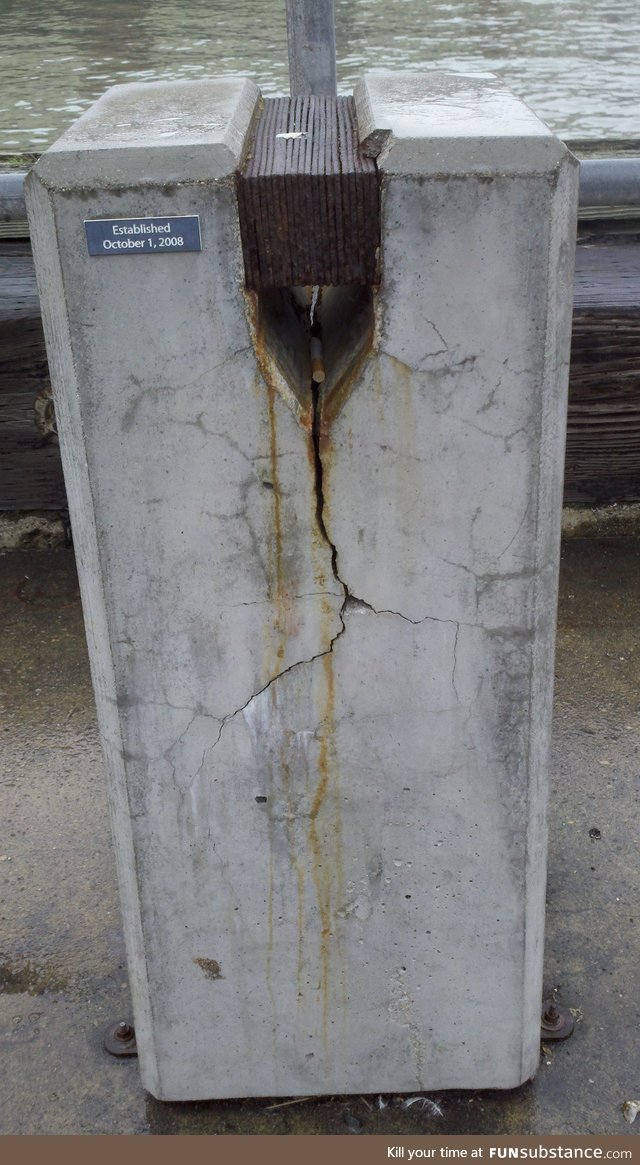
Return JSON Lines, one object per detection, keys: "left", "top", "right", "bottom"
{"left": 543, "top": 1003, "right": 560, "bottom": 1027}
{"left": 541, "top": 999, "right": 574, "bottom": 1041}
{"left": 104, "top": 1019, "right": 138, "bottom": 1057}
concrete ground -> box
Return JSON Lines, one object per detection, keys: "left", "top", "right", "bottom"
{"left": 1, "top": 538, "right": 639, "bottom": 1136}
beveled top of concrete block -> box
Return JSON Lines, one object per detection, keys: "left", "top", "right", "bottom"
{"left": 32, "top": 77, "right": 260, "bottom": 189}
{"left": 354, "top": 70, "right": 575, "bottom": 175}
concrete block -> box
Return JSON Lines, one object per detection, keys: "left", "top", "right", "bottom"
{"left": 26, "top": 71, "right": 578, "bottom": 1099}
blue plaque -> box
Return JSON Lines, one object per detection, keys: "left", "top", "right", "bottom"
{"left": 85, "top": 215, "right": 201, "bottom": 256}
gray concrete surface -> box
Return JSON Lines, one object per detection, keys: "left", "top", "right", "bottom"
{"left": 25, "top": 71, "right": 577, "bottom": 1097}
{"left": 1, "top": 536, "right": 639, "bottom": 1133}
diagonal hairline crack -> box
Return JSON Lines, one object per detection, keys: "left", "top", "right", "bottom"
{"left": 209, "top": 614, "right": 346, "bottom": 751}
{"left": 208, "top": 600, "right": 467, "bottom": 752}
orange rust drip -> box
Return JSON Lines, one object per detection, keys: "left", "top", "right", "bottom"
{"left": 265, "top": 686, "right": 278, "bottom": 1049}
{"left": 278, "top": 734, "right": 307, "bottom": 1004}
{"left": 249, "top": 286, "right": 352, "bottom": 1050}
{"left": 308, "top": 647, "right": 344, "bottom": 1050}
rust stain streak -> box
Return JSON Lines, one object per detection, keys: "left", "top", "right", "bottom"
{"left": 266, "top": 686, "right": 278, "bottom": 1051}
{"left": 245, "top": 281, "right": 362, "bottom": 1058}
{"left": 244, "top": 289, "right": 312, "bottom": 430}
{"left": 278, "top": 738, "right": 307, "bottom": 1006}
{"left": 308, "top": 644, "right": 345, "bottom": 1053}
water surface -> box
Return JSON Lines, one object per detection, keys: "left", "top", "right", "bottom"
{"left": 0, "top": 0, "right": 639, "bottom": 150}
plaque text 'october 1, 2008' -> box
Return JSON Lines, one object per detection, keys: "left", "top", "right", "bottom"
{"left": 84, "top": 215, "right": 202, "bottom": 256}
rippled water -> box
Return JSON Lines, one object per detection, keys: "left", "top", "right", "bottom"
{"left": 0, "top": 0, "right": 639, "bottom": 151}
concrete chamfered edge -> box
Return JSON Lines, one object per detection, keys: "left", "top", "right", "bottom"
{"left": 27, "top": 76, "right": 261, "bottom": 190}
{"left": 354, "top": 69, "right": 578, "bottom": 176}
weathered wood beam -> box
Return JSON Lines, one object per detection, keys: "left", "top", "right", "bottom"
{"left": 237, "top": 96, "right": 378, "bottom": 290}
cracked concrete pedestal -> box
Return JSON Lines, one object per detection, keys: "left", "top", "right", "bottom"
{"left": 25, "top": 71, "right": 578, "bottom": 1100}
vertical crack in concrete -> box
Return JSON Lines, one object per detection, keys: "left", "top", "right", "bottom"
{"left": 308, "top": 334, "right": 348, "bottom": 1046}
{"left": 451, "top": 620, "right": 461, "bottom": 704}
{"left": 310, "top": 377, "right": 348, "bottom": 615}
{"left": 309, "top": 317, "right": 462, "bottom": 719}
{"left": 309, "top": 300, "right": 354, "bottom": 652}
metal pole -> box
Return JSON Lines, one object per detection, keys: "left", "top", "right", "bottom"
{"left": 0, "top": 172, "right": 28, "bottom": 220}
{"left": 578, "top": 158, "right": 640, "bottom": 208}
{"left": 1, "top": 159, "right": 639, "bottom": 231}
{"left": 285, "top": 0, "right": 337, "bottom": 97}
